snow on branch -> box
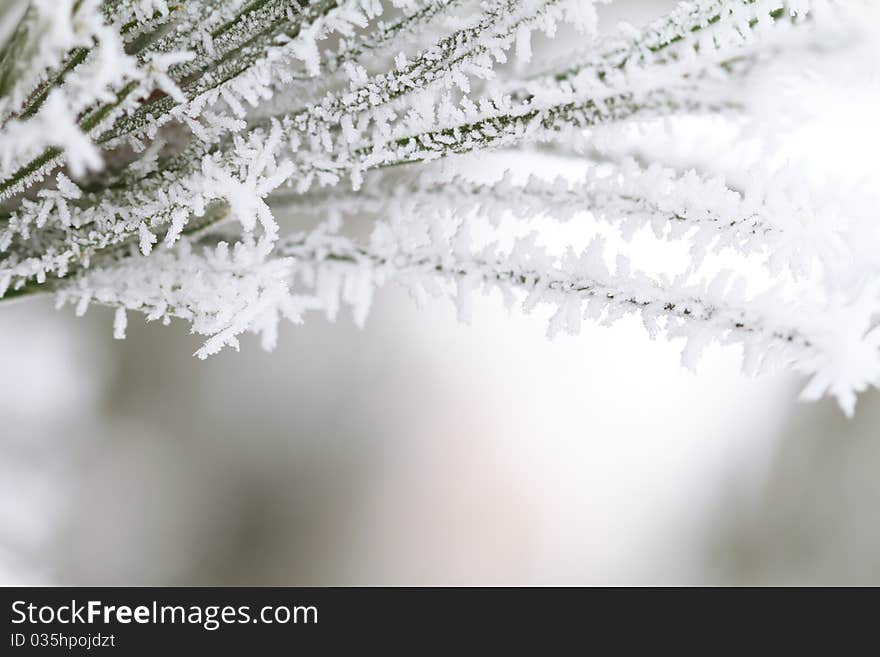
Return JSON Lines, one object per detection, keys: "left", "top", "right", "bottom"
{"left": 274, "top": 215, "right": 879, "bottom": 417}
{"left": 0, "top": 0, "right": 877, "bottom": 415}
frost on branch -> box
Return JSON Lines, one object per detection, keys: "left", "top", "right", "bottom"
{"left": 1, "top": 0, "right": 879, "bottom": 415}
{"left": 57, "top": 238, "right": 304, "bottom": 359}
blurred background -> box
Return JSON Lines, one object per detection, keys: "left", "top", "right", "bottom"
{"left": 4, "top": 275, "right": 879, "bottom": 586}
{"left": 2, "top": 0, "right": 879, "bottom": 586}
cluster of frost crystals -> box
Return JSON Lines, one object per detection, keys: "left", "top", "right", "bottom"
{"left": 0, "top": 0, "right": 878, "bottom": 415}
{"left": 56, "top": 239, "right": 303, "bottom": 359}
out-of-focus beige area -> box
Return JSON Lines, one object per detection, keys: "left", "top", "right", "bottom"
{"left": 2, "top": 285, "right": 878, "bottom": 586}
{"left": 2, "top": 0, "right": 878, "bottom": 587}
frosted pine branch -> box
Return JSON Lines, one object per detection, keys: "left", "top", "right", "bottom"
{"left": 1, "top": 0, "right": 878, "bottom": 415}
